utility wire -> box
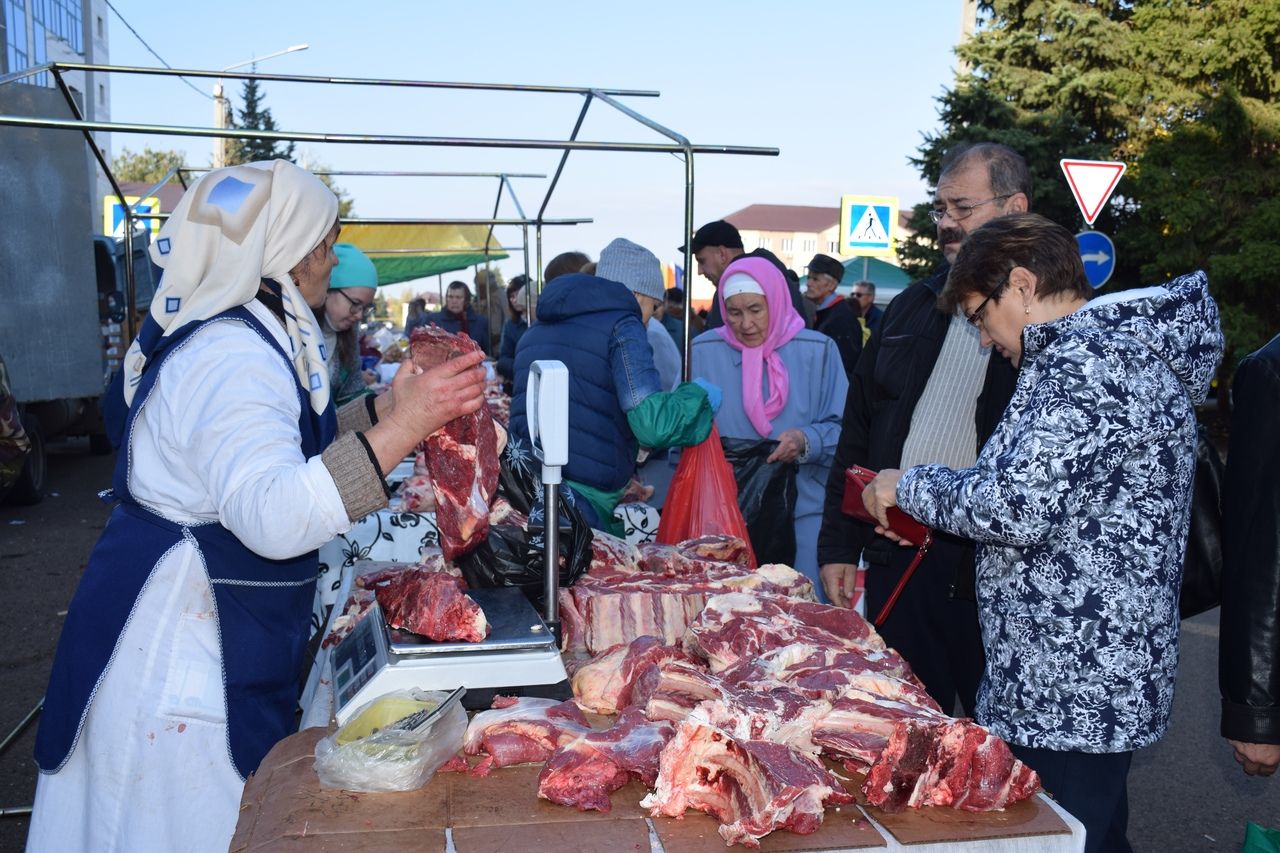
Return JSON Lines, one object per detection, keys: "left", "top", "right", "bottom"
{"left": 103, "top": 0, "right": 212, "bottom": 100}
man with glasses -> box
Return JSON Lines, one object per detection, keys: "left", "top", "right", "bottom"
{"left": 850, "top": 280, "right": 883, "bottom": 332}
{"left": 320, "top": 243, "right": 379, "bottom": 405}
{"left": 817, "top": 142, "right": 1027, "bottom": 718}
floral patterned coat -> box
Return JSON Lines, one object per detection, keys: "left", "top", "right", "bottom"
{"left": 897, "top": 271, "right": 1223, "bottom": 752}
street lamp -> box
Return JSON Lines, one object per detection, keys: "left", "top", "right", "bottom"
{"left": 212, "top": 44, "right": 309, "bottom": 168}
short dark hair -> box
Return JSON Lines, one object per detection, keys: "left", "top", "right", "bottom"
{"left": 446, "top": 281, "right": 471, "bottom": 302}
{"left": 544, "top": 251, "right": 591, "bottom": 283}
{"left": 940, "top": 213, "right": 1091, "bottom": 314}
{"left": 851, "top": 280, "right": 875, "bottom": 293}
{"left": 666, "top": 287, "right": 685, "bottom": 304}
{"left": 939, "top": 142, "right": 1032, "bottom": 202}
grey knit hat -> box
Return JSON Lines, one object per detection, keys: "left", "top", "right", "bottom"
{"left": 597, "top": 238, "right": 665, "bottom": 301}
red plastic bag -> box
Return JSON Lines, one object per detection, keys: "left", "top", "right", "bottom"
{"left": 655, "top": 426, "right": 757, "bottom": 567}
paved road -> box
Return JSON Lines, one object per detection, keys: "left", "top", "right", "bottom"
{"left": 0, "top": 443, "right": 1276, "bottom": 851}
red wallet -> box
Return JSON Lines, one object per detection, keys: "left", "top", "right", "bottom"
{"left": 841, "top": 464, "right": 934, "bottom": 626}
{"left": 841, "top": 464, "right": 933, "bottom": 547}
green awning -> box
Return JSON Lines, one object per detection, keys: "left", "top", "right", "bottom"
{"left": 799, "top": 255, "right": 912, "bottom": 293}
{"left": 340, "top": 223, "right": 509, "bottom": 287}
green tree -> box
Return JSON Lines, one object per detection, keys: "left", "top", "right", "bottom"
{"left": 225, "top": 76, "right": 295, "bottom": 165}
{"left": 903, "top": 0, "right": 1280, "bottom": 386}
{"left": 111, "top": 146, "right": 187, "bottom": 184}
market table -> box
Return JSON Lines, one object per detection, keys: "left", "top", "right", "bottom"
{"left": 230, "top": 727, "right": 1085, "bottom": 853}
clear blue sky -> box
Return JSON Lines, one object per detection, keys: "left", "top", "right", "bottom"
{"left": 104, "top": 1, "right": 966, "bottom": 298}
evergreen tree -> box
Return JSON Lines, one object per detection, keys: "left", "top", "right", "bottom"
{"left": 902, "top": 0, "right": 1280, "bottom": 382}
{"left": 225, "top": 76, "right": 295, "bottom": 165}
{"left": 112, "top": 146, "right": 187, "bottom": 184}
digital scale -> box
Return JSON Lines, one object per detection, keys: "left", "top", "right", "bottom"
{"left": 330, "top": 587, "right": 565, "bottom": 724}
{"left": 329, "top": 360, "right": 573, "bottom": 725}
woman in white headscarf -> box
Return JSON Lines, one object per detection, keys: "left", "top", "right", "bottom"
{"left": 27, "top": 160, "right": 486, "bottom": 853}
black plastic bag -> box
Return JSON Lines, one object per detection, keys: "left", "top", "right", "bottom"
{"left": 720, "top": 437, "right": 797, "bottom": 567}
{"left": 455, "top": 432, "right": 593, "bottom": 611}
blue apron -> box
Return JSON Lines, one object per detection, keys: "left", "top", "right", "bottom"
{"left": 36, "top": 306, "right": 337, "bottom": 779}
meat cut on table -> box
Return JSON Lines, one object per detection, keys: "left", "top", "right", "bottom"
{"left": 537, "top": 707, "right": 676, "bottom": 812}
{"left": 641, "top": 719, "right": 854, "bottom": 848}
{"left": 570, "top": 635, "right": 699, "bottom": 715}
{"left": 462, "top": 697, "right": 591, "bottom": 776}
{"left": 559, "top": 558, "right": 814, "bottom": 655}
{"left": 409, "top": 326, "right": 501, "bottom": 560}
{"left": 862, "top": 718, "right": 1040, "bottom": 812}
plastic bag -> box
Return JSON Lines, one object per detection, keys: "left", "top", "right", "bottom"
{"left": 656, "top": 425, "right": 756, "bottom": 567}
{"left": 314, "top": 688, "right": 467, "bottom": 792}
{"left": 455, "top": 431, "right": 593, "bottom": 610}
{"left": 721, "top": 437, "right": 797, "bottom": 567}
{"left": 1244, "top": 822, "right": 1280, "bottom": 853}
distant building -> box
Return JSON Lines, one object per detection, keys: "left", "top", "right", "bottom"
{"left": 722, "top": 203, "right": 914, "bottom": 276}
{"left": 1, "top": 0, "right": 111, "bottom": 202}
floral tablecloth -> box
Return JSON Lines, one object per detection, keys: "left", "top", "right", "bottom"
{"left": 310, "top": 501, "right": 661, "bottom": 639}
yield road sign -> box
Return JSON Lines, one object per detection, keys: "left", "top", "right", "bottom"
{"left": 1060, "top": 159, "right": 1126, "bottom": 226}
{"left": 1076, "top": 230, "right": 1116, "bottom": 289}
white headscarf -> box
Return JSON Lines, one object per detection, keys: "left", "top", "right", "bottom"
{"left": 122, "top": 159, "right": 339, "bottom": 415}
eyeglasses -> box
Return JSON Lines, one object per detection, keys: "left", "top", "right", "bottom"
{"left": 966, "top": 279, "right": 1008, "bottom": 329}
{"left": 928, "top": 194, "right": 1013, "bottom": 224}
{"left": 335, "top": 289, "right": 374, "bottom": 318}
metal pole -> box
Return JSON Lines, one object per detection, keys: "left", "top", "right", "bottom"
{"left": 536, "top": 224, "right": 544, "bottom": 295}
{"left": 522, "top": 224, "right": 532, "bottom": 317}
{"left": 682, "top": 151, "right": 695, "bottom": 380}
{"left": 212, "top": 80, "right": 228, "bottom": 168}
{"left": 543, "top": 481, "right": 559, "bottom": 629}
{"left": 0, "top": 698, "right": 41, "bottom": 757}
{"left": 863, "top": 257, "right": 869, "bottom": 280}
{"left": 0, "top": 806, "right": 32, "bottom": 818}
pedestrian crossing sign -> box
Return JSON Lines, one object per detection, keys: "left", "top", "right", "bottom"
{"left": 840, "top": 195, "right": 897, "bottom": 257}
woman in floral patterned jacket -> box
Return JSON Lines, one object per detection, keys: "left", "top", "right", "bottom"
{"left": 863, "top": 214, "right": 1223, "bottom": 853}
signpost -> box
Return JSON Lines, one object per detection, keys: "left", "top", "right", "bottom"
{"left": 839, "top": 195, "right": 897, "bottom": 257}
{"left": 103, "top": 195, "right": 161, "bottom": 237}
{"left": 1075, "top": 230, "right": 1116, "bottom": 289}
{"left": 1059, "top": 159, "right": 1126, "bottom": 227}
{"left": 1061, "top": 159, "right": 1126, "bottom": 290}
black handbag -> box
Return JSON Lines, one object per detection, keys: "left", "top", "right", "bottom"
{"left": 1180, "top": 424, "right": 1224, "bottom": 618}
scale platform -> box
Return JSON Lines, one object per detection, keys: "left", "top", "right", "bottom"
{"left": 331, "top": 585, "right": 567, "bottom": 725}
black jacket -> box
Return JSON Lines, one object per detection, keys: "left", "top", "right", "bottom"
{"left": 816, "top": 268, "right": 1018, "bottom": 568}
{"left": 813, "top": 297, "right": 864, "bottom": 378}
{"left": 1219, "top": 332, "right": 1280, "bottom": 744}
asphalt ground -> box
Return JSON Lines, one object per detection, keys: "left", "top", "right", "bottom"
{"left": 0, "top": 441, "right": 1275, "bottom": 851}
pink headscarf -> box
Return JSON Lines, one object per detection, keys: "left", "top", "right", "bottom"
{"left": 715, "top": 256, "right": 805, "bottom": 437}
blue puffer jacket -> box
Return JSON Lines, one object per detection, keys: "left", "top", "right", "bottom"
{"left": 510, "top": 273, "right": 657, "bottom": 493}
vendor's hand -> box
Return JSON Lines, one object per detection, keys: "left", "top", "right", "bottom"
{"left": 820, "top": 562, "right": 859, "bottom": 609}
{"left": 862, "top": 468, "right": 904, "bottom": 529}
{"left": 1229, "top": 739, "right": 1280, "bottom": 777}
{"left": 388, "top": 352, "right": 486, "bottom": 438}
{"left": 767, "top": 428, "right": 807, "bottom": 464}
{"left": 364, "top": 353, "right": 486, "bottom": 475}
{"left": 361, "top": 369, "right": 377, "bottom": 386}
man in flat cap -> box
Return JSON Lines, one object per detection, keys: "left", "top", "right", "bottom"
{"left": 804, "top": 253, "right": 863, "bottom": 378}
{"left": 680, "top": 220, "right": 813, "bottom": 331}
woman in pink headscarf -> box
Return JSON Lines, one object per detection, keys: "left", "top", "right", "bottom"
{"left": 690, "top": 256, "right": 848, "bottom": 597}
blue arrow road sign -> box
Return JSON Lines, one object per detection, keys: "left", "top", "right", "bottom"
{"left": 1076, "top": 230, "right": 1116, "bottom": 289}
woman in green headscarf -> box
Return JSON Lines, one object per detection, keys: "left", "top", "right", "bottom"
{"left": 320, "top": 243, "right": 378, "bottom": 405}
